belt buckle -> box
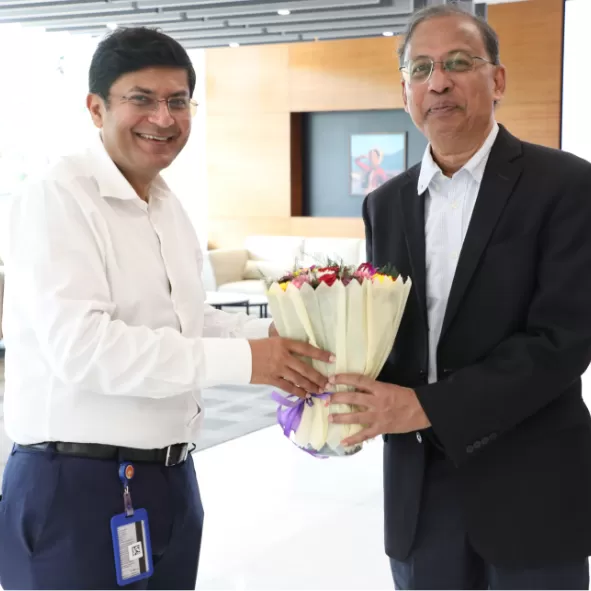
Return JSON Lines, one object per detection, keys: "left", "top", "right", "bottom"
{"left": 165, "top": 444, "right": 188, "bottom": 467}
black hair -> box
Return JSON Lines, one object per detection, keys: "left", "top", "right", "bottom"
{"left": 88, "top": 27, "right": 196, "bottom": 101}
{"left": 397, "top": 5, "right": 500, "bottom": 66}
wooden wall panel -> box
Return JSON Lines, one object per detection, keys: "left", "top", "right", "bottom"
{"left": 205, "top": 0, "right": 564, "bottom": 248}
{"left": 206, "top": 113, "right": 291, "bottom": 218}
{"left": 288, "top": 37, "right": 403, "bottom": 112}
{"left": 208, "top": 217, "right": 293, "bottom": 249}
{"left": 290, "top": 217, "right": 365, "bottom": 239}
{"left": 490, "top": 0, "right": 563, "bottom": 148}
{"left": 205, "top": 44, "right": 289, "bottom": 114}
{"left": 494, "top": 103, "right": 561, "bottom": 148}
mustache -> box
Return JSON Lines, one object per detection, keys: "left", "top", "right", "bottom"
{"left": 426, "top": 100, "right": 464, "bottom": 115}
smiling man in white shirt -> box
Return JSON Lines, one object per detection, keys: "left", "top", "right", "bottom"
{"left": 0, "top": 27, "right": 332, "bottom": 590}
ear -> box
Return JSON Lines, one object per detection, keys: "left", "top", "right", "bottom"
{"left": 492, "top": 64, "right": 506, "bottom": 105}
{"left": 401, "top": 80, "right": 410, "bottom": 114}
{"left": 87, "top": 93, "right": 106, "bottom": 129}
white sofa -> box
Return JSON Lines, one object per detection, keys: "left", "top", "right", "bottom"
{"left": 205, "top": 235, "right": 367, "bottom": 294}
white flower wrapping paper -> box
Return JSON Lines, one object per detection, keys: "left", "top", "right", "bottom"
{"left": 267, "top": 273, "right": 412, "bottom": 457}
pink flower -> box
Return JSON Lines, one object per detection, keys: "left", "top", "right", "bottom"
{"left": 357, "top": 262, "right": 377, "bottom": 275}
{"left": 292, "top": 275, "right": 311, "bottom": 289}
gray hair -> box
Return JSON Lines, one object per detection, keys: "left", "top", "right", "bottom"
{"left": 397, "top": 5, "right": 501, "bottom": 67}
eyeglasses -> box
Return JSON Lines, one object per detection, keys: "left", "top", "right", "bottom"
{"left": 399, "top": 51, "right": 494, "bottom": 84}
{"left": 114, "top": 93, "right": 198, "bottom": 117}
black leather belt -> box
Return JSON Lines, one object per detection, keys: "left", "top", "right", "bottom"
{"left": 15, "top": 441, "right": 192, "bottom": 467}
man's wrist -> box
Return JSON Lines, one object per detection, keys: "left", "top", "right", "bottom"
{"left": 408, "top": 388, "right": 432, "bottom": 429}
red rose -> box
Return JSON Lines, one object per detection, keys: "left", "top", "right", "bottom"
{"left": 318, "top": 273, "right": 337, "bottom": 287}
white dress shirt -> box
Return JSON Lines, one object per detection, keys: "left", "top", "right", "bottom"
{"left": 419, "top": 122, "right": 499, "bottom": 384}
{"left": 2, "top": 134, "right": 271, "bottom": 448}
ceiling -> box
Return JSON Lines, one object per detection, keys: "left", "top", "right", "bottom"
{"left": 0, "top": 0, "right": 517, "bottom": 49}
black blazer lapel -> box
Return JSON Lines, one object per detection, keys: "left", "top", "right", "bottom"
{"left": 440, "top": 126, "right": 524, "bottom": 340}
{"left": 399, "top": 169, "right": 428, "bottom": 332}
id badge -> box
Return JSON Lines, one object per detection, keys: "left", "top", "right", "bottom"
{"left": 111, "top": 508, "right": 154, "bottom": 586}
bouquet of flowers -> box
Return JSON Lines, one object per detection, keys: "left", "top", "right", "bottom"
{"left": 266, "top": 261, "right": 411, "bottom": 457}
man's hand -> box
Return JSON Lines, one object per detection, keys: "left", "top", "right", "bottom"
{"left": 249, "top": 337, "right": 334, "bottom": 398}
{"left": 328, "top": 373, "right": 431, "bottom": 447}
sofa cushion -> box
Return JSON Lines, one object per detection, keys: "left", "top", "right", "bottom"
{"left": 300, "top": 238, "right": 366, "bottom": 267}
{"left": 218, "top": 280, "right": 266, "bottom": 295}
{"left": 243, "top": 260, "right": 289, "bottom": 281}
{"left": 206, "top": 248, "right": 248, "bottom": 288}
{"left": 244, "top": 235, "right": 304, "bottom": 267}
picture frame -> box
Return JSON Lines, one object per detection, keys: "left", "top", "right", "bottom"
{"left": 350, "top": 132, "right": 407, "bottom": 195}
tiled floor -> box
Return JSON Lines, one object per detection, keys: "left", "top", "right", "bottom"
{"left": 194, "top": 425, "right": 393, "bottom": 590}
{"left": 198, "top": 384, "right": 277, "bottom": 451}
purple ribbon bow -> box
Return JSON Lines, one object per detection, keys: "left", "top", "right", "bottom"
{"left": 270, "top": 391, "right": 331, "bottom": 457}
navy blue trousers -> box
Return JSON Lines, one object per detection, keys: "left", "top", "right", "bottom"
{"left": 390, "top": 448, "right": 589, "bottom": 590}
{"left": 0, "top": 445, "right": 204, "bottom": 590}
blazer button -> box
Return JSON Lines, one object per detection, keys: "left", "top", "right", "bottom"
{"left": 416, "top": 432, "right": 422, "bottom": 444}
{"left": 467, "top": 444, "right": 474, "bottom": 453}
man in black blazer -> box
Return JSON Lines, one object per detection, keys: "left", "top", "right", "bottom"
{"left": 328, "top": 5, "right": 591, "bottom": 590}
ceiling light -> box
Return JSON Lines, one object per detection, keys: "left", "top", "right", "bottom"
{"left": 229, "top": 42, "right": 240, "bottom": 48}
{"left": 382, "top": 31, "right": 394, "bottom": 37}
{"left": 107, "top": 22, "right": 118, "bottom": 30}
{"left": 277, "top": 9, "right": 291, "bottom": 16}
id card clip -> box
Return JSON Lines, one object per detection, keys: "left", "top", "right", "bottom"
{"left": 119, "top": 462, "right": 135, "bottom": 517}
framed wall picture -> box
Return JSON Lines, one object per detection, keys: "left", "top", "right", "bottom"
{"left": 350, "top": 132, "right": 407, "bottom": 195}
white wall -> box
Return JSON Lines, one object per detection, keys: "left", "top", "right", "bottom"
{"left": 561, "top": 0, "right": 591, "bottom": 409}
{"left": 561, "top": 0, "right": 591, "bottom": 163}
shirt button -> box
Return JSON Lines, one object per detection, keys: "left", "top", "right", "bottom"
{"left": 416, "top": 432, "right": 422, "bottom": 444}
{"left": 451, "top": 251, "right": 458, "bottom": 259}
{"left": 451, "top": 201, "right": 459, "bottom": 209}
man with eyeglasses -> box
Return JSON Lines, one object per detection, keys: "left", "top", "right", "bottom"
{"left": 0, "top": 27, "right": 332, "bottom": 589}
{"left": 328, "top": 5, "right": 591, "bottom": 589}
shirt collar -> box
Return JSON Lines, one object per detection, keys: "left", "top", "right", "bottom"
{"left": 417, "top": 121, "right": 499, "bottom": 194}
{"left": 87, "top": 132, "right": 173, "bottom": 202}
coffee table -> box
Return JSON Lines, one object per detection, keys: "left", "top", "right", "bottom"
{"left": 205, "top": 292, "right": 249, "bottom": 312}
{"left": 205, "top": 292, "right": 269, "bottom": 317}
{"left": 247, "top": 294, "right": 269, "bottom": 318}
